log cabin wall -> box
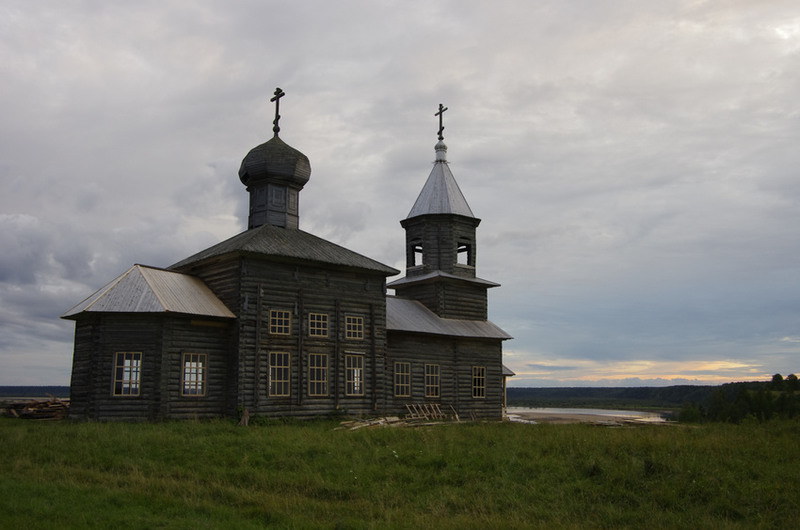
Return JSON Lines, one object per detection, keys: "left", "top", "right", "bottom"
{"left": 393, "top": 280, "right": 489, "bottom": 321}
{"left": 231, "top": 256, "right": 389, "bottom": 419}
{"left": 67, "top": 318, "right": 98, "bottom": 419}
{"left": 386, "top": 331, "right": 504, "bottom": 420}
{"left": 69, "top": 314, "right": 164, "bottom": 421}
{"left": 159, "top": 318, "right": 233, "bottom": 419}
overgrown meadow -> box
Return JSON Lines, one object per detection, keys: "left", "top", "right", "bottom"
{"left": 1, "top": 417, "right": 798, "bottom": 528}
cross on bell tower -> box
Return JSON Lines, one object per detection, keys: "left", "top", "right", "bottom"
{"left": 435, "top": 103, "right": 448, "bottom": 140}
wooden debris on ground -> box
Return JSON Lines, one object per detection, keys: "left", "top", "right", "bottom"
{"left": 337, "top": 403, "right": 461, "bottom": 430}
{"left": 404, "top": 403, "right": 447, "bottom": 420}
{"left": 1, "top": 395, "right": 69, "bottom": 420}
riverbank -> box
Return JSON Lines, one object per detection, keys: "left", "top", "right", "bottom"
{"left": 507, "top": 407, "right": 670, "bottom": 425}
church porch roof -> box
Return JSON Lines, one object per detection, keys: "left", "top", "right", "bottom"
{"left": 61, "top": 264, "right": 235, "bottom": 320}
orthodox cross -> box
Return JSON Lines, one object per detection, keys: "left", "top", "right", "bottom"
{"left": 271, "top": 87, "right": 286, "bottom": 134}
{"left": 435, "top": 103, "right": 448, "bottom": 140}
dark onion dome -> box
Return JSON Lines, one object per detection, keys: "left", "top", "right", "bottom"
{"left": 238, "top": 134, "right": 311, "bottom": 188}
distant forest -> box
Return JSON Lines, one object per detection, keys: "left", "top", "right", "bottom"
{"left": 0, "top": 386, "right": 69, "bottom": 398}
{"left": 507, "top": 385, "right": 715, "bottom": 411}
{"left": 509, "top": 374, "right": 800, "bottom": 423}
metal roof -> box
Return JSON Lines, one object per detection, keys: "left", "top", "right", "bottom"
{"left": 406, "top": 141, "right": 475, "bottom": 219}
{"left": 388, "top": 270, "right": 500, "bottom": 289}
{"left": 61, "top": 265, "right": 236, "bottom": 320}
{"left": 170, "top": 224, "right": 399, "bottom": 275}
{"left": 386, "top": 297, "right": 511, "bottom": 339}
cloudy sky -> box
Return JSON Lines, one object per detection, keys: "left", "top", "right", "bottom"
{"left": 2, "top": 0, "right": 799, "bottom": 387}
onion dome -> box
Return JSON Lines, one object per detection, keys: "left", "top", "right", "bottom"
{"left": 238, "top": 134, "right": 311, "bottom": 189}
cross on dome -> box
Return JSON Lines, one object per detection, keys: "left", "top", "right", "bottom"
{"left": 271, "top": 87, "right": 286, "bottom": 135}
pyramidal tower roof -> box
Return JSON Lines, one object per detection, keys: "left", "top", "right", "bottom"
{"left": 406, "top": 113, "right": 475, "bottom": 219}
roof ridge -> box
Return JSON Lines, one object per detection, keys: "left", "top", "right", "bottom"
{"left": 138, "top": 265, "right": 169, "bottom": 312}
{"left": 82, "top": 265, "right": 138, "bottom": 313}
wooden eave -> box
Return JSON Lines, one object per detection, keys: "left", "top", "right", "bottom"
{"left": 387, "top": 270, "right": 500, "bottom": 289}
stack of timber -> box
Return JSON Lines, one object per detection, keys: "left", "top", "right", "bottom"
{"left": 337, "top": 416, "right": 403, "bottom": 430}
{"left": 1, "top": 395, "right": 69, "bottom": 420}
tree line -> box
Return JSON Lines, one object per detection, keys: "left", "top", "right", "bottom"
{"left": 679, "top": 374, "right": 800, "bottom": 423}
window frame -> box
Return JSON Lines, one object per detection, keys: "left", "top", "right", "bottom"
{"left": 308, "top": 353, "right": 329, "bottom": 397}
{"left": 345, "top": 314, "right": 364, "bottom": 340}
{"left": 394, "top": 361, "right": 411, "bottom": 397}
{"left": 308, "top": 312, "right": 329, "bottom": 338}
{"left": 472, "top": 365, "right": 486, "bottom": 399}
{"left": 181, "top": 353, "right": 207, "bottom": 397}
{"left": 112, "top": 352, "right": 142, "bottom": 397}
{"left": 345, "top": 353, "right": 365, "bottom": 396}
{"left": 424, "top": 363, "right": 440, "bottom": 398}
{"left": 269, "top": 309, "right": 292, "bottom": 335}
{"left": 269, "top": 351, "right": 291, "bottom": 397}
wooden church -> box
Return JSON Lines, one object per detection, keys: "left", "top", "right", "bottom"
{"left": 62, "top": 92, "right": 512, "bottom": 421}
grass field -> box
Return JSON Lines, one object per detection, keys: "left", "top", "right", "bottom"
{"left": 1, "top": 417, "right": 798, "bottom": 528}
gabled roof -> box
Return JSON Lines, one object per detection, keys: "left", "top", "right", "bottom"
{"left": 406, "top": 140, "right": 475, "bottom": 219}
{"left": 386, "top": 297, "right": 511, "bottom": 340}
{"left": 61, "top": 265, "right": 236, "bottom": 320}
{"left": 170, "top": 223, "right": 399, "bottom": 275}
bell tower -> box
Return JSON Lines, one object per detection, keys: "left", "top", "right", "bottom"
{"left": 389, "top": 104, "right": 499, "bottom": 320}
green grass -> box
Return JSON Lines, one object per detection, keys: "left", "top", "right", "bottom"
{"left": 1, "top": 418, "right": 798, "bottom": 529}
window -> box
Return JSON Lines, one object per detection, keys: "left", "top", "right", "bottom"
{"left": 269, "top": 352, "right": 291, "bottom": 397}
{"left": 345, "top": 354, "right": 364, "bottom": 396}
{"left": 457, "top": 240, "right": 473, "bottom": 266}
{"left": 425, "top": 364, "right": 440, "bottom": 398}
{"left": 308, "top": 353, "right": 328, "bottom": 396}
{"left": 410, "top": 241, "right": 423, "bottom": 267}
{"left": 308, "top": 312, "right": 328, "bottom": 337}
{"left": 270, "top": 309, "right": 291, "bottom": 335}
{"left": 182, "top": 353, "right": 206, "bottom": 396}
{"left": 345, "top": 315, "right": 364, "bottom": 340}
{"left": 394, "top": 362, "right": 411, "bottom": 397}
{"left": 113, "top": 352, "right": 142, "bottom": 396}
{"left": 472, "top": 366, "right": 486, "bottom": 398}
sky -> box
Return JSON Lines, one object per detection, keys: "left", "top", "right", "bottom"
{"left": 1, "top": 0, "right": 799, "bottom": 387}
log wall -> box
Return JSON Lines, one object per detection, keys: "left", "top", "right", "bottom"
{"left": 386, "top": 331, "right": 504, "bottom": 420}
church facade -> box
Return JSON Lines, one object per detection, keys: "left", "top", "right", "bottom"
{"left": 62, "top": 94, "right": 511, "bottom": 421}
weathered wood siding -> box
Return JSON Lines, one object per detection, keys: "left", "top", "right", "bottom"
{"left": 67, "top": 318, "right": 97, "bottom": 419}
{"left": 393, "top": 280, "right": 488, "bottom": 321}
{"left": 159, "top": 318, "right": 233, "bottom": 419}
{"left": 67, "top": 314, "right": 163, "bottom": 421}
{"left": 68, "top": 314, "right": 233, "bottom": 421}
{"left": 401, "top": 215, "right": 479, "bottom": 279}
{"left": 386, "top": 331, "right": 504, "bottom": 420}
{"left": 186, "top": 255, "right": 390, "bottom": 419}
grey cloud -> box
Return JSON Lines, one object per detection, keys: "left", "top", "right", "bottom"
{"left": 2, "top": 0, "right": 800, "bottom": 385}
